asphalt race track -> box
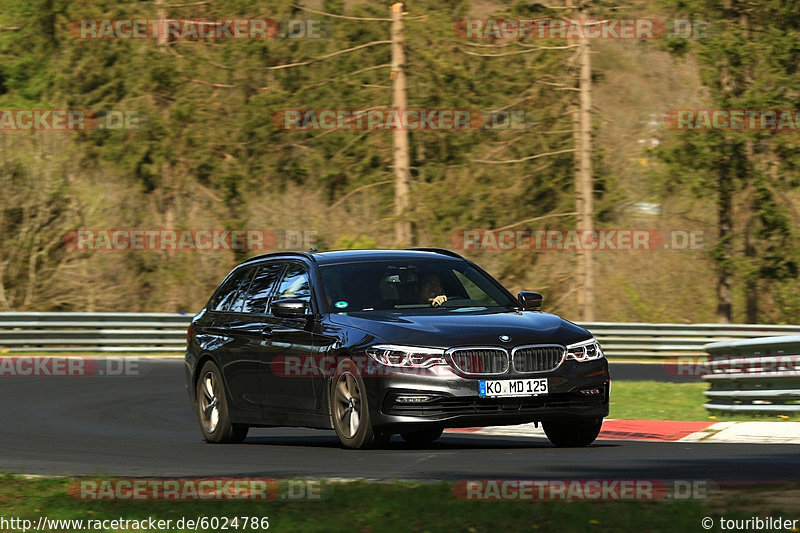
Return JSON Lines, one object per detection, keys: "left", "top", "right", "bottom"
{"left": 1, "top": 358, "right": 797, "bottom": 482}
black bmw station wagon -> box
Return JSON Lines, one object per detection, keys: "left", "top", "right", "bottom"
{"left": 185, "top": 249, "right": 609, "bottom": 449}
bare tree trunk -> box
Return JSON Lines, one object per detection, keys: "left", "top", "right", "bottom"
{"left": 391, "top": 3, "right": 412, "bottom": 247}
{"left": 717, "top": 159, "right": 734, "bottom": 323}
{"left": 743, "top": 139, "right": 757, "bottom": 323}
{"left": 744, "top": 226, "right": 757, "bottom": 323}
{"left": 156, "top": 0, "right": 168, "bottom": 47}
{"left": 568, "top": 0, "right": 595, "bottom": 321}
{"left": 82, "top": 258, "right": 96, "bottom": 312}
{"left": 0, "top": 262, "right": 9, "bottom": 311}
{"left": 714, "top": 2, "right": 745, "bottom": 324}
{"left": 157, "top": 0, "right": 175, "bottom": 256}
{"left": 156, "top": 0, "right": 180, "bottom": 311}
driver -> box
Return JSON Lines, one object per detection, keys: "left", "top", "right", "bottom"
{"left": 417, "top": 274, "right": 447, "bottom": 307}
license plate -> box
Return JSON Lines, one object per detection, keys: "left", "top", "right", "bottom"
{"left": 479, "top": 378, "right": 548, "bottom": 397}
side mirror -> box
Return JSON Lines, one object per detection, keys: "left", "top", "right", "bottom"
{"left": 271, "top": 299, "right": 308, "bottom": 318}
{"left": 518, "top": 291, "right": 543, "bottom": 311}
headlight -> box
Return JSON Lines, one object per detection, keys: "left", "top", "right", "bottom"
{"left": 366, "top": 344, "right": 447, "bottom": 368}
{"left": 566, "top": 338, "right": 604, "bottom": 362}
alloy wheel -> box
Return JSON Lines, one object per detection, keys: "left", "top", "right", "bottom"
{"left": 199, "top": 371, "right": 220, "bottom": 433}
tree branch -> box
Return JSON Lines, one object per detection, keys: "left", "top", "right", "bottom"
{"left": 472, "top": 147, "right": 576, "bottom": 164}
{"left": 261, "top": 40, "right": 391, "bottom": 70}
{"left": 330, "top": 180, "right": 393, "bottom": 209}
{"left": 190, "top": 79, "right": 236, "bottom": 88}
{"left": 290, "top": 4, "right": 391, "bottom": 21}
{"left": 496, "top": 212, "right": 578, "bottom": 230}
{"left": 460, "top": 44, "right": 577, "bottom": 57}
{"left": 167, "top": 1, "right": 208, "bottom": 7}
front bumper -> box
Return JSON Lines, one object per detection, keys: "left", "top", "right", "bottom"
{"left": 364, "top": 358, "right": 609, "bottom": 430}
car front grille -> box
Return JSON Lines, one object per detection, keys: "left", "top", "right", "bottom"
{"left": 447, "top": 347, "right": 509, "bottom": 376}
{"left": 512, "top": 345, "right": 565, "bottom": 373}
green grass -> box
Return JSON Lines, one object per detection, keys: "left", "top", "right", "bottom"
{"left": 610, "top": 381, "right": 800, "bottom": 421}
{"left": 0, "top": 475, "right": 798, "bottom": 532}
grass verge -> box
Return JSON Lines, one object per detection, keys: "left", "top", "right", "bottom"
{"left": 0, "top": 475, "right": 798, "bottom": 532}
{"left": 610, "top": 381, "right": 800, "bottom": 421}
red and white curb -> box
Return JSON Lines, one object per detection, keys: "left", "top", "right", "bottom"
{"left": 445, "top": 419, "right": 800, "bottom": 444}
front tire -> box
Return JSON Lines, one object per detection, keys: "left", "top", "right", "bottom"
{"left": 195, "top": 360, "right": 248, "bottom": 444}
{"left": 400, "top": 427, "right": 443, "bottom": 446}
{"left": 330, "top": 359, "right": 380, "bottom": 449}
{"left": 543, "top": 417, "right": 603, "bottom": 447}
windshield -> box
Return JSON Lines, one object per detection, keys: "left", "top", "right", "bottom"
{"left": 319, "top": 259, "right": 517, "bottom": 313}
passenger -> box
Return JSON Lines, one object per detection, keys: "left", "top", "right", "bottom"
{"left": 417, "top": 274, "right": 447, "bottom": 306}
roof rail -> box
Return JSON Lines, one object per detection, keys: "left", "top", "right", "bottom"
{"left": 405, "top": 248, "right": 464, "bottom": 259}
{"left": 241, "top": 251, "right": 317, "bottom": 264}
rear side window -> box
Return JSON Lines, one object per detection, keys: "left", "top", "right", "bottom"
{"left": 274, "top": 263, "right": 312, "bottom": 303}
{"left": 241, "top": 262, "right": 285, "bottom": 315}
{"left": 211, "top": 267, "right": 254, "bottom": 312}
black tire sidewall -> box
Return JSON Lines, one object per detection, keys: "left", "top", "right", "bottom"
{"left": 543, "top": 417, "right": 603, "bottom": 447}
{"left": 400, "top": 427, "right": 444, "bottom": 445}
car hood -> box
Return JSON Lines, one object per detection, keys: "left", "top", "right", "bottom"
{"left": 327, "top": 309, "right": 592, "bottom": 349}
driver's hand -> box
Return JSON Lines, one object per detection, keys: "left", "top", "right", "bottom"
{"left": 430, "top": 295, "right": 448, "bottom": 307}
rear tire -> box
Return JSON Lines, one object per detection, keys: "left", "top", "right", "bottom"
{"left": 195, "top": 361, "right": 249, "bottom": 444}
{"left": 543, "top": 417, "right": 603, "bottom": 447}
{"left": 400, "top": 427, "right": 443, "bottom": 446}
{"left": 330, "top": 359, "right": 379, "bottom": 449}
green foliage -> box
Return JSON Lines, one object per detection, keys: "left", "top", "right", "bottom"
{"left": 6, "top": 0, "right": 796, "bottom": 323}
{"left": 655, "top": 0, "right": 800, "bottom": 322}
{"left": 334, "top": 235, "right": 377, "bottom": 250}
{"left": 0, "top": 0, "right": 594, "bottom": 312}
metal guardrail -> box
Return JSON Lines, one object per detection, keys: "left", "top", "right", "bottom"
{"left": 0, "top": 313, "right": 191, "bottom": 352}
{"left": 702, "top": 336, "right": 800, "bottom": 413}
{"left": 2, "top": 313, "right": 800, "bottom": 358}
{"left": 582, "top": 322, "right": 800, "bottom": 359}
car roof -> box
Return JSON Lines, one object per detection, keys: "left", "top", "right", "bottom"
{"left": 241, "top": 248, "right": 465, "bottom": 267}
{"left": 313, "top": 249, "right": 464, "bottom": 265}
